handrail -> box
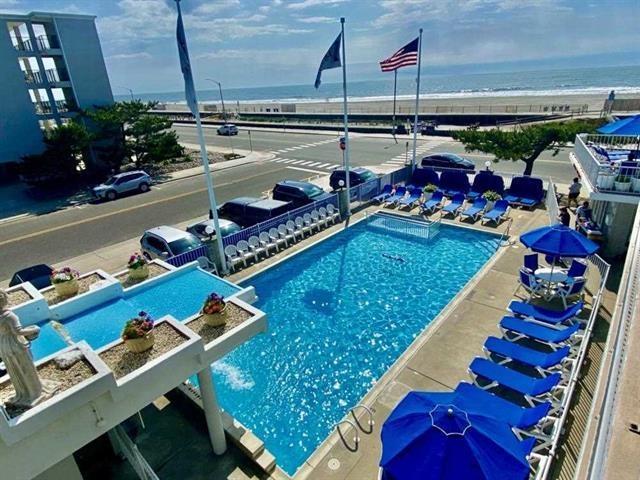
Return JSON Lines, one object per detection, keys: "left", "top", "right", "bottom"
{"left": 333, "top": 419, "right": 360, "bottom": 452}
{"left": 350, "top": 404, "right": 375, "bottom": 434}
{"left": 498, "top": 216, "right": 514, "bottom": 248}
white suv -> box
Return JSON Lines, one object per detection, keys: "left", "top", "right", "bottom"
{"left": 92, "top": 170, "right": 151, "bottom": 201}
{"left": 217, "top": 124, "right": 238, "bottom": 136}
{"left": 140, "top": 226, "right": 204, "bottom": 260}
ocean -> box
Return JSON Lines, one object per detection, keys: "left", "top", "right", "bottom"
{"left": 120, "top": 64, "right": 640, "bottom": 105}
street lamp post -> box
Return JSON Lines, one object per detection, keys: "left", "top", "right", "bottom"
{"left": 206, "top": 79, "right": 234, "bottom": 155}
{"left": 117, "top": 85, "right": 134, "bottom": 101}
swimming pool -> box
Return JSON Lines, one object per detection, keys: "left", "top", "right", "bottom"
{"left": 31, "top": 268, "right": 241, "bottom": 360}
{"left": 209, "top": 214, "right": 501, "bottom": 474}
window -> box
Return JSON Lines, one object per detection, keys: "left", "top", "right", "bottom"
{"left": 168, "top": 235, "right": 201, "bottom": 255}
{"left": 145, "top": 236, "right": 165, "bottom": 252}
{"left": 301, "top": 184, "right": 325, "bottom": 198}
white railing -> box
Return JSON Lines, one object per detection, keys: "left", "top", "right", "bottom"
{"left": 545, "top": 179, "right": 559, "bottom": 225}
{"left": 108, "top": 425, "right": 159, "bottom": 480}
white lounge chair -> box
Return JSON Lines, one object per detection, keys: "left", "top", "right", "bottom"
{"left": 269, "top": 227, "right": 287, "bottom": 250}
{"left": 311, "top": 210, "right": 323, "bottom": 230}
{"left": 224, "top": 244, "right": 245, "bottom": 271}
{"left": 278, "top": 224, "right": 295, "bottom": 246}
{"left": 295, "top": 216, "right": 311, "bottom": 236}
{"left": 326, "top": 204, "right": 340, "bottom": 224}
{"left": 286, "top": 220, "right": 303, "bottom": 242}
{"left": 248, "top": 235, "right": 267, "bottom": 259}
{"left": 303, "top": 213, "right": 317, "bottom": 234}
{"left": 318, "top": 207, "right": 329, "bottom": 229}
{"left": 236, "top": 240, "right": 256, "bottom": 264}
{"left": 259, "top": 231, "right": 278, "bottom": 255}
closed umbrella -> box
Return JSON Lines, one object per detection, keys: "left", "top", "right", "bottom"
{"left": 380, "top": 392, "right": 534, "bottom": 480}
{"left": 520, "top": 224, "right": 599, "bottom": 258}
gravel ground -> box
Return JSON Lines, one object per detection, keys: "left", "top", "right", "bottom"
{"left": 41, "top": 273, "right": 105, "bottom": 305}
{"left": 0, "top": 357, "right": 96, "bottom": 418}
{"left": 141, "top": 150, "right": 228, "bottom": 176}
{"left": 185, "top": 302, "right": 252, "bottom": 344}
{"left": 115, "top": 263, "right": 171, "bottom": 288}
{"left": 98, "top": 322, "right": 187, "bottom": 379}
{"left": 6, "top": 287, "right": 33, "bottom": 308}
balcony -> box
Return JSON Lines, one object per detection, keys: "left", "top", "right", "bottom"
{"left": 571, "top": 134, "right": 640, "bottom": 201}
{"left": 12, "top": 37, "right": 34, "bottom": 52}
{"left": 33, "top": 100, "right": 52, "bottom": 115}
{"left": 11, "top": 34, "right": 59, "bottom": 52}
{"left": 23, "top": 70, "right": 43, "bottom": 84}
{"left": 23, "top": 68, "right": 68, "bottom": 85}
{"left": 33, "top": 99, "right": 76, "bottom": 115}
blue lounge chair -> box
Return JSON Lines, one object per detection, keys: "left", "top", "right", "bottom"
{"left": 383, "top": 186, "right": 406, "bottom": 206}
{"left": 441, "top": 193, "right": 465, "bottom": 217}
{"left": 372, "top": 184, "right": 393, "bottom": 204}
{"left": 481, "top": 199, "right": 509, "bottom": 225}
{"left": 455, "top": 382, "right": 552, "bottom": 430}
{"left": 504, "top": 176, "right": 544, "bottom": 208}
{"left": 484, "top": 336, "right": 571, "bottom": 371}
{"left": 500, "top": 316, "right": 582, "bottom": 346}
{"left": 438, "top": 170, "right": 471, "bottom": 197}
{"left": 467, "top": 171, "right": 505, "bottom": 200}
{"left": 397, "top": 187, "right": 422, "bottom": 209}
{"left": 508, "top": 300, "right": 584, "bottom": 326}
{"left": 419, "top": 191, "right": 443, "bottom": 214}
{"left": 459, "top": 197, "right": 487, "bottom": 222}
{"left": 410, "top": 167, "right": 439, "bottom": 188}
{"left": 523, "top": 253, "right": 539, "bottom": 273}
{"left": 469, "top": 357, "right": 562, "bottom": 400}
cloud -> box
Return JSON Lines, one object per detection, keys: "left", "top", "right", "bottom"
{"left": 287, "top": 0, "right": 348, "bottom": 11}
{"left": 98, "top": 0, "right": 175, "bottom": 42}
{"left": 108, "top": 52, "right": 152, "bottom": 61}
{"left": 192, "top": 0, "right": 240, "bottom": 15}
{"left": 295, "top": 16, "right": 336, "bottom": 24}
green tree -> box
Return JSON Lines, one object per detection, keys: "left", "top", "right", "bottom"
{"left": 452, "top": 119, "right": 603, "bottom": 176}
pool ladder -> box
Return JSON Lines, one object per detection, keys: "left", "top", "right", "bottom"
{"left": 333, "top": 404, "right": 375, "bottom": 452}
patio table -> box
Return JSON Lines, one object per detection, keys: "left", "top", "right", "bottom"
{"left": 534, "top": 267, "right": 568, "bottom": 283}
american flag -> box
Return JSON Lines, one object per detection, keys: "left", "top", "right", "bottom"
{"left": 379, "top": 37, "right": 419, "bottom": 72}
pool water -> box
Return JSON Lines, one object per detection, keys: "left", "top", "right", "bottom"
{"left": 31, "top": 268, "right": 240, "bottom": 360}
{"left": 210, "top": 215, "right": 500, "bottom": 474}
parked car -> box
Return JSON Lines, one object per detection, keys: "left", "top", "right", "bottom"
{"left": 218, "top": 197, "right": 294, "bottom": 228}
{"left": 140, "top": 226, "right": 204, "bottom": 260}
{"left": 392, "top": 124, "right": 407, "bottom": 135}
{"left": 9, "top": 264, "right": 53, "bottom": 290}
{"left": 186, "top": 218, "right": 242, "bottom": 241}
{"left": 272, "top": 180, "right": 332, "bottom": 208}
{"left": 329, "top": 167, "right": 378, "bottom": 191}
{"left": 92, "top": 170, "right": 151, "bottom": 201}
{"left": 420, "top": 153, "right": 474, "bottom": 171}
{"left": 217, "top": 124, "right": 238, "bottom": 136}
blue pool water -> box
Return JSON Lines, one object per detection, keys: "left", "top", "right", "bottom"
{"left": 210, "top": 216, "right": 500, "bottom": 474}
{"left": 31, "top": 268, "right": 240, "bottom": 360}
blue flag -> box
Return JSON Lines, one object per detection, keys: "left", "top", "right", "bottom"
{"left": 314, "top": 32, "right": 341, "bottom": 89}
{"left": 175, "top": 0, "right": 198, "bottom": 116}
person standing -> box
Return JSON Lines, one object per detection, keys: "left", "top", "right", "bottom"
{"left": 558, "top": 206, "right": 570, "bottom": 227}
{"left": 567, "top": 177, "right": 582, "bottom": 208}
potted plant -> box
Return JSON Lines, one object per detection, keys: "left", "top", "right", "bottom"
{"left": 201, "top": 292, "right": 227, "bottom": 327}
{"left": 121, "top": 311, "right": 155, "bottom": 353}
{"left": 614, "top": 175, "right": 631, "bottom": 192}
{"left": 482, "top": 190, "right": 502, "bottom": 210}
{"left": 127, "top": 252, "right": 149, "bottom": 280}
{"left": 596, "top": 167, "right": 615, "bottom": 190}
{"left": 50, "top": 267, "right": 80, "bottom": 297}
{"left": 422, "top": 184, "right": 438, "bottom": 201}
{"left": 631, "top": 175, "right": 640, "bottom": 193}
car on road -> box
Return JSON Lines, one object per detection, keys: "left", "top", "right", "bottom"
{"left": 140, "top": 226, "right": 204, "bottom": 260}
{"left": 420, "top": 153, "right": 474, "bottom": 171}
{"left": 329, "top": 167, "right": 378, "bottom": 191}
{"left": 186, "top": 218, "right": 242, "bottom": 241}
{"left": 9, "top": 264, "right": 53, "bottom": 290}
{"left": 218, "top": 197, "right": 294, "bottom": 228}
{"left": 272, "top": 180, "right": 332, "bottom": 208}
{"left": 217, "top": 124, "right": 239, "bottom": 136}
{"left": 92, "top": 170, "right": 151, "bottom": 201}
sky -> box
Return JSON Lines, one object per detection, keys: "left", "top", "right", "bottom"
{"left": 1, "top": 0, "right": 639, "bottom": 94}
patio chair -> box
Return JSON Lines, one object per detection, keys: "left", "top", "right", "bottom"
{"left": 504, "top": 176, "right": 544, "bottom": 209}
{"left": 236, "top": 240, "right": 257, "bottom": 264}
{"left": 224, "top": 244, "right": 245, "bottom": 271}
{"left": 295, "top": 216, "right": 311, "bottom": 236}
{"left": 196, "top": 256, "right": 218, "bottom": 275}
{"left": 372, "top": 184, "right": 393, "bottom": 204}
{"left": 438, "top": 170, "right": 471, "bottom": 197}
{"left": 268, "top": 227, "right": 287, "bottom": 250}
{"left": 455, "top": 382, "right": 553, "bottom": 431}
{"left": 303, "top": 213, "right": 319, "bottom": 234}
{"left": 383, "top": 186, "right": 407, "bottom": 206}
{"left": 555, "top": 278, "right": 586, "bottom": 309}
{"left": 397, "top": 187, "right": 422, "bottom": 210}
{"left": 248, "top": 235, "right": 268, "bottom": 259}
{"left": 419, "top": 191, "right": 444, "bottom": 214}
{"left": 483, "top": 336, "right": 572, "bottom": 373}
{"left": 317, "top": 208, "right": 329, "bottom": 230}
{"left": 410, "top": 167, "right": 439, "bottom": 188}
{"left": 259, "top": 231, "right": 278, "bottom": 255}
{"left": 481, "top": 200, "right": 509, "bottom": 226}
{"left": 278, "top": 224, "right": 294, "bottom": 246}
{"left": 441, "top": 193, "right": 465, "bottom": 217}
{"left": 459, "top": 197, "right": 487, "bottom": 222}
{"left": 499, "top": 316, "right": 582, "bottom": 347}
{"left": 516, "top": 269, "right": 544, "bottom": 300}
{"left": 523, "top": 253, "right": 539, "bottom": 273}
{"left": 469, "top": 357, "right": 563, "bottom": 405}
{"left": 326, "top": 204, "right": 340, "bottom": 224}
{"left": 311, "top": 210, "right": 324, "bottom": 230}
{"left": 566, "top": 259, "right": 587, "bottom": 279}
{"left": 286, "top": 220, "right": 302, "bottom": 242}
{"left": 507, "top": 300, "right": 584, "bottom": 326}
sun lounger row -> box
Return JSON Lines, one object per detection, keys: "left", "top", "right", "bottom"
{"left": 224, "top": 205, "right": 339, "bottom": 271}
{"left": 422, "top": 193, "right": 511, "bottom": 225}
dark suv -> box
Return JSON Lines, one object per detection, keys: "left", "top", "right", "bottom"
{"left": 329, "top": 167, "right": 378, "bottom": 191}
{"left": 272, "top": 180, "right": 332, "bottom": 208}
{"left": 420, "top": 153, "right": 474, "bottom": 171}
{"left": 218, "top": 197, "right": 293, "bottom": 227}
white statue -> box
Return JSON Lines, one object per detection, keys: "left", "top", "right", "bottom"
{"left": 0, "top": 290, "right": 56, "bottom": 409}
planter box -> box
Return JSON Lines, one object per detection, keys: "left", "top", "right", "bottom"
{"left": 113, "top": 259, "right": 175, "bottom": 290}
{"left": 614, "top": 181, "right": 631, "bottom": 192}
{"left": 632, "top": 177, "right": 640, "bottom": 193}
{"left": 7, "top": 283, "right": 49, "bottom": 326}
{"left": 596, "top": 173, "right": 615, "bottom": 190}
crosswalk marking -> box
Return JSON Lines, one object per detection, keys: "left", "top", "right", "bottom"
{"left": 306, "top": 162, "right": 321, "bottom": 167}
{"left": 317, "top": 162, "right": 332, "bottom": 168}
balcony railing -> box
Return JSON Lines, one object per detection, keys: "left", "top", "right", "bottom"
{"left": 573, "top": 134, "right": 640, "bottom": 196}
{"left": 56, "top": 99, "right": 75, "bottom": 113}
{"left": 23, "top": 70, "right": 43, "bottom": 84}
{"left": 12, "top": 37, "right": 34, "bottom": 52}
{"left": 33, "top": 101, "right": 52, "bottom": 115}
{"left": 11, "top": 34, "right": 59, "bottom": 52}
{"left": 33, "top": 99, "right": 76, "bottom": 115}
{"left": 45, "top": 67, "right": 68, "bottom": 82}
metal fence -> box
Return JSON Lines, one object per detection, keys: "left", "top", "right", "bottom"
{"left": 545, "top": 179, "right": 559, "bottom": 225}
{"left": 349, "top": 167, "right": 412, "bottom": 209}
{"left": 166, "top": 245, "right": 209, "bottom": 267}
{"left": 221, "top": 195, "right": 339, "bottom": 247}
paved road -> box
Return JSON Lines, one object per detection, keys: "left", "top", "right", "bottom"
{"left": 0, "top": 127, "right": 576, "bottom": 280}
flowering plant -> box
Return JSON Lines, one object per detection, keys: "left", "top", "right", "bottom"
{"left": 127, "top": 252, "right": 148, "bottom": 270}
{"left": 202, "top": 292, "right": 226, "bottom": 315}
{"left": 50, "top": 267, "right": 80, "bottom": 284}
{"left": 121, "top": 311, "right": 154, "bottom": 340}
{"left": 482, "top": 190, "right": 502, "bottom": 202}
{"left": 423, "top": 184, "right": 438, "bottom": 193}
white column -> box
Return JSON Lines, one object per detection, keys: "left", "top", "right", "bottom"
{"left": 197, "top": 368, "right": 227, "bottom": 455}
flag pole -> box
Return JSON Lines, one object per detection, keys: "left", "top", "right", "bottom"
{"left": 340, "top": 17, "right": 351, "bottom": 219}
{"left": 175, "top": 0, "right": 227, "bottom": 273}
{"left": 392, "top": 69, "right": 398, "bottom": 144}
{"left": 411, "top": 28, "right": 423, "bottom": 172}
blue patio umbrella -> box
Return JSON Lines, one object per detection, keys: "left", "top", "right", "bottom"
{"left": 520, "top": 224, "right": 599, "bottom": 258}
{"left": 380, "top": 392, "right": 533, "bottom": 480}
{"left": 597, "top": 115, "right": 640, "bottom": 136}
